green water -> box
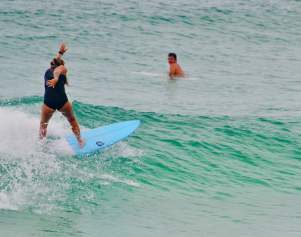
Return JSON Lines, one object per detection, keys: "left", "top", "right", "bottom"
{"left": 1, "top": 0, "right": 301, "bottom": 236}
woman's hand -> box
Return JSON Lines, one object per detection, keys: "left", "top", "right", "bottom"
{"left": 47, "top": 78, "right": 58, "bottom": 88}
{"left": 59, "top": 43, "right": 68, "bottom": 54}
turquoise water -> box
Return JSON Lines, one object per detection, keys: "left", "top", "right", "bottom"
{"left": 1, "top": 0, "right": 301, "bottom": 236}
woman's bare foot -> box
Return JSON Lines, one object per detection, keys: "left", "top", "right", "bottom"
{"left": 78, "top": 137, "right": 85, "bottom": 148}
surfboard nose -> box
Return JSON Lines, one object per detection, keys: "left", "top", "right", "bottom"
{"left": 66, "top": 120, "right": 141, "bottom": 156}
{"left": 129, "top": 120, "right": 141, "bottom": 128}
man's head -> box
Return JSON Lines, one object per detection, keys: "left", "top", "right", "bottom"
{"left": 168, "top": 53, "right": 177, "bottom": 64}
{"left": 50, "top": 58, "right": 64, "bottom": 69}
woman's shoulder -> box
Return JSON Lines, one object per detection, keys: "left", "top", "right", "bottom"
{"left": 54, "top": 65, "right": 68, "bottom": 75}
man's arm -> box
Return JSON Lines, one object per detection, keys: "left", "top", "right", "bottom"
{"left": 169, "top": 64, "right": 177, "bottom": 77}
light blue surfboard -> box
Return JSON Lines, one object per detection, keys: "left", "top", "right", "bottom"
{"left": 66, "top": 120, "right": 140, "bottom": 156}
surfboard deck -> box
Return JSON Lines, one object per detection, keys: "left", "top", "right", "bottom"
{"left": 66, "top": 120, "right": 140, "bottom": 156}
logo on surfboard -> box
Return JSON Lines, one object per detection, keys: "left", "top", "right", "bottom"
{"left": 96, "top": 141, "right": 104, "bottom": 147}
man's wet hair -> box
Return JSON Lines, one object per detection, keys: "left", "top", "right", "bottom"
{"left": 168, "top": 53, "right": 177, "bottom": 61}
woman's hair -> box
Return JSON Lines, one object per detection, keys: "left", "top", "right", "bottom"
{"left": 50, "top": 58, "right": 65, "bottom": 68}
{"left": 50, "top": 58, "right": 68, "bottom": 85}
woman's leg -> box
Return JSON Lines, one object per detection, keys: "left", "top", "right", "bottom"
{"left": 40, "top": 104, "right": 55, "bottom": 139}
{"left": 59, "top": 101, "right": 84, "bottom": 147}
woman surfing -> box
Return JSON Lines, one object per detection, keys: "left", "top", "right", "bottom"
{"left": 40, "top": 43, "right": 84, "bottom": 147}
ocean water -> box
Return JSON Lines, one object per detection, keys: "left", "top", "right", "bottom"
{"left": 0, "top": 0, "right": 301, "bottom": 236}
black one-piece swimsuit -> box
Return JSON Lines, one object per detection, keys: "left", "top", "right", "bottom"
{"left": 43, "top": 68, "right": 68, "bottom": 110}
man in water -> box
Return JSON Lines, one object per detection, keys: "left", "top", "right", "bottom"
{"left": 40, "top": 43, "right": 84, "bottom": 147}
{"left": 168, "top": 53, "right": 184, "bottom": 78}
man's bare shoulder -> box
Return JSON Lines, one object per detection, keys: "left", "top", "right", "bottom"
{"left": 175, "top": 63, "right": 184, "bottom": 76}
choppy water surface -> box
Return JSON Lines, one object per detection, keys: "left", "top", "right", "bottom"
{"left": 0, "top": 0, "right": 301, "bottom": 236}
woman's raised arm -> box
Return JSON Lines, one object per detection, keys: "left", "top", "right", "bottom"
{"left": 55, "top": 42, "right": 68, "bottom": 59}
